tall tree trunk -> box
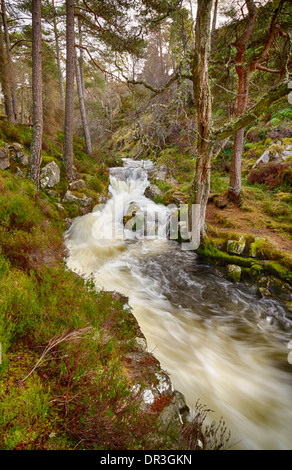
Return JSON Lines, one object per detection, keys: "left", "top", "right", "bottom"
{"left": 1, "top": 0, "right": 17, "bottom": 121}
{"left": 212, "top": 0, "right": 219, "bottom": 34}
{"left": 63, "top": 0, "right": 75, "bottom": 182}
{"left": 229, "top": 71, "right": 250, "bottom": 201}
{"left": 76, "top": 13, "right": 92, "bottom": 155}
{"left": 52, "top": 0, "right": 64, "bottom": 108}
{"left": 77, "top": 14, "right": 86, "bottom": 99}
{"left": 75, "top": 55, "right": 92, "bottom": 155}
{"left": 228, "top": 0, "right": 258, "bottom": 202}
{"left": 0, "top": 19, "right": 14, "bottom": 123}
{"left": 189, "top": 0, "right": 214, "bottom": 249}
{"left": 28, "top": 0, "right": 43, "bottom": 193}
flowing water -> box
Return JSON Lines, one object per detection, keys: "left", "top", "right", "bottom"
{"left": 65, "top": 158, "right": 292, "bottom": 450}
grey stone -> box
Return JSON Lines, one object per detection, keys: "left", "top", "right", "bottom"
{"left": 40, "top": 161, "right": 60, "bottom": 188}
{"left": 252, "top": 150, "right": 270, "bottom": 169}
{"left": 15, "top": 167, "right": 25, "bottom": 178}
{"left": 19, "top": 153, "right": 29, "bottom": 165}
{"left": 0, "top": 149, "right": 10, "bottom": 170}
{"left": 282, "top": 149, "right": 292, "bottom": 160}
{"left": 62, "top": 190, "right": 92, "bottom": 208}
{"left": 62, "top": 190, "right": 81, "bottom": 203}
{"left": 69, "top": 179, "right": 86, "bottom": 191}
{"left": 9, "top": 142, "right": 23, "bottom": 152}
{"left": 135, "top": 337, "right": 147, "bottom": 351}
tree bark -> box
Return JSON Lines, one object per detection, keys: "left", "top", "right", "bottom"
{"left": 189, "top": 0, "right": 214, "bottom": 248}
{"left": 229, "top": 71, "right": 251, "bottom": 201}
{"left": 28, "top": 0, "right": 43, "bottom": 193}
{"left": 75, "top": 54, "right": 92, "bottom": 155}
{"left": 63, "top": 0, "right": 75, "bottom": 182}
{"left": 77, "top": 14, "right": 86, "bottom": 99}
{"left": 212, "top": 0, "right": 219, "bottom": 34}
{"left": 52, "top": 0, "right": 64, "bottom": 108}
{"left": 228, "top": 0, "right": 287, "bottom": 201}
{"left": 75, "top": 12, "right": 92, "bottom": 155}
{"left": 0, "top": 18, "right": 14, "bottom": 123}
{"left": 1, "top": 0, "right": 17, "bottom": 121}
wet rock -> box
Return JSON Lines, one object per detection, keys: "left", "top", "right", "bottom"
{"left": 98, "top": 194, "right": 108, "bottom": 204}
{"left": 158, "top": 390, "right": 190, "bottom": 431}
{"left": 227, "top": 236, "right": 246, "bottom": 255}
{"left": 144, "top": 184, "right": 163, "bottom": 200}
{"left": 40, "top": 161, "right": 60, "bottom": 188}
{"left": 0, "top": 148, "right": 10, "bottom": 170}
{"left": 226, "top": 264, "right": 241, "bottom": 283}
{"left": 134, "top": 337, "right": 147, "bottom": 352}
{"left": 64, "top": 218, "right": 72, "bottom": 230}
{"left": 123, "top": 202, "right": 141, "bottom": 226}
{"left": 69, "top": 179, "right": 86, "bottom": 191}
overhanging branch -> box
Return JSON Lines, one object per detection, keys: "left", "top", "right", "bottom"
{"left": 214, "top": 80, "right": 290, "bottom": 141}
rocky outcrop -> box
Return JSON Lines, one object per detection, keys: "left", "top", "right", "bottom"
{"left": 196, "top": 236, "right": 292, "bottom": 307}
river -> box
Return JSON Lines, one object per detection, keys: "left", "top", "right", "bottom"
{"left": 65, "top": 158, "right": 292, "bottom": 450}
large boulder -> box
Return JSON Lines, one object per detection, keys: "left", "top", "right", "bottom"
{"left": 40, "top": 161, "right": 60, "bottom": 188}
{"left": 0, "top": 148, "right": 10, "bottom": 170}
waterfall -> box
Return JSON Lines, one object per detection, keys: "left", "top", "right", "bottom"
{"left": 65, "top": 158, "right": 292, "bottom": 450}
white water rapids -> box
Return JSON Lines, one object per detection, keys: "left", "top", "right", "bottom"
{"left": 65, "top": 158, "right": 292, "bottom": 450}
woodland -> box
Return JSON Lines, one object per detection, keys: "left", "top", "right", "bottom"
{"left": 0, "top": 0, "right": 291, "bottom": 452}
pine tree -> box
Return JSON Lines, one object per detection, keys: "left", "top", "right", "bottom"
{"left": 28, "top": 0, "right": 43, "bottom": 192}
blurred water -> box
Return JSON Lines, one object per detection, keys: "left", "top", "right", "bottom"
{"left": 65, "top": 158, "right": 292, "bottom": 450}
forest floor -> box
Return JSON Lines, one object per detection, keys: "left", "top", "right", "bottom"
{"left": 206, "top": 199, "right": 292, "bottom": 254}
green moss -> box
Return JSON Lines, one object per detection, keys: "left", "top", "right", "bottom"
{"left": 226, "top": 264, "right": 241, "bottom": 283}
{"left": 197, "top": 238, "right": 292, "bottom": 285}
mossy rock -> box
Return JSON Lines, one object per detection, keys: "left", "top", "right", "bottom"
{"left": 226, "top": 264, "right": 241, "bottom": 283}
{"left": 227, "top": 236, "right": 246, "bottom": 255}
{"left": 249, "top": 237, "right": 266, "bottom": 258}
